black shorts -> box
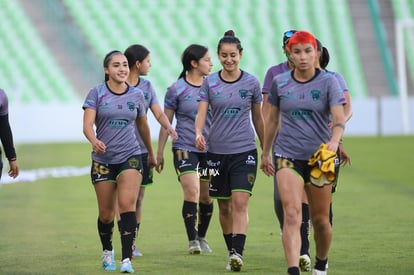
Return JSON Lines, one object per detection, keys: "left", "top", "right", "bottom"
{"left": 274, "top": 155, "right": 311, "bottom": 185}
{"left": 332, "top": 149, "right": 341, "bottom": 193}
{"left": 140, "top": 153, "right": 154, "bottom": 187}
{"left": 0, "top": 151, "right": 3, "bottom": 180}
{"left": 173, "top": 148, "right": 209, "bottom": 181}
{"left": 274, "top": 154, "right": 339, "bottom": 188}
{"left": 90, "top": 154, "right": 143, "bottom": 184}
{"left": 207, "top": 149, "right": 258, "bottom": 199}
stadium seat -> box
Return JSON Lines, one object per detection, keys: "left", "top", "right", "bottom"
{"left": 0, "top": 1, "right": 77, "bottom": 103}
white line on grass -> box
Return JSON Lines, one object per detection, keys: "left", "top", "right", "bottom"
{"left": 0, "top": 166, "right": 90, "bottom": 184}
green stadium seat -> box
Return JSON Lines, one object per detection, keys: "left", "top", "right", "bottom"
{"left": 0, "top": 0, "right": 78, "bottom": 103}
{"left": 61, "top": 0, "right": 368, "bottom": 99}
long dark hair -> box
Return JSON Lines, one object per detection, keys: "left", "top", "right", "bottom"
{"left": 124, "top": 44, "right": 150, "bottom": 69}
{"left": 178, "top": 44, "right": 209, "bottom": 79}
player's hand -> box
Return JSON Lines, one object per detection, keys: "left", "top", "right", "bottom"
{"left": 147, "top": 154, "right": 157, "bottom": 168}
{"left": 195, "top": 134, "right": 206, "bottom": 151}
{"left": 92, "top": 140, "right": 106, "bottom": 154}
{"left": 8, "top": 160, "right": 19, "bottom": 178}
{"left": 167, "top": 127, "right": 178, "bottom": 142}
{"left": 339, "top": 143, "right": 351, "bottom": 166}
{"left": 155, "top": 155, "right": 164, "bottom": 173}
{"left": 260, "top": 153, "right": 275, "bottom": 176}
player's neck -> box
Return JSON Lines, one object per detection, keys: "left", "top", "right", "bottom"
{"left": 185, "top": 71, "right": 204, "bottom": 86}
{"left": 127, "top": 73, "right": 140, "bottom": 87}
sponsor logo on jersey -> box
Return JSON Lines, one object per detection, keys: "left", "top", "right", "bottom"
{"left": 108, "top": 119, "right": 129, "bottom": 129}
{"left": 222, "top": 107, "right": 241, "bottom": 118}
{"left": 290, "top": 109, "right": 313, "bottom": 121}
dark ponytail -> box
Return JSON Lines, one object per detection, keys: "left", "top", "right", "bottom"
{"left": 217, "top": 29, "right": 243, "bottom": 53}
{"left": 124, "top": 44, "right": 150, "bottom": 69}
{"left": 178, "top": 44, "right": 209, "bottom": 79}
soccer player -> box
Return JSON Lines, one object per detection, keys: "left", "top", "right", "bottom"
{"left": 315, "top": 40, "right": 352, "bottom": 235}
{"left": 82, "top": 50, "right": 155, "bottom": 273}
{"left": 0, "top": 89, "right": 19, "bottom": 180}
{"left": 195, "top": 30, "right": 264, "bottom": 272}
{"left": 262, "top": 30, "right": 313, "bottom": 272}
{"left": 119, "top": 44, "right": 177, "bottom": 257}
{"left": 261, "top": 31, "right": 346, "bottom": 275}
{"left": 156, "top": 44, "right": 214, "bottom": 254}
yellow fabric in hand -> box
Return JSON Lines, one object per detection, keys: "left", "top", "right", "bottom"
{"left": 308, "top": 143, "right": 337, "bottom": 187}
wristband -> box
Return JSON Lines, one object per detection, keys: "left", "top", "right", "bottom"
{"left": 333, "top": 123, "right": 345, "bottom": 130}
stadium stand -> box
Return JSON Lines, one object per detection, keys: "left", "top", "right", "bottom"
{"left": 392, "top": 0, "right": 414, "bottom": 91}
{"left": 5, "top": 0, "right": 412, "bottom": 103}
{"left": 61, "top": 0, "right": 368, "bottom": 99}
{"left": 0, "top": 0, "right": 77, "bottom": 103}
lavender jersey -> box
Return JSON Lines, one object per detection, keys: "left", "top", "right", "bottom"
{"left": 269, "top": 70, "right": 346, "bottom": 160}
{"left": 330, "top": 71, "right": 349, "bottom": 94}
{"left": 198, "top": 70, "right": 262, "bottom": 154}
{"left": 134, "top": 78, "right": 159, "bottom": 154}
{"left": 262, "top": 61, "right": 290, "bottom": 94}
{"left": 83, "top": 83, "right": 146, "bottom": 164}
{"left": 165, "top": 78, "right": 210, "bottom": 152}
{"left": 0, "top": 89, "right": 9, "bottom": 116}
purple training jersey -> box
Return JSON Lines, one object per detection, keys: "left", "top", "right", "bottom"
{"left": 262, "top": 61, "right": 290, "bottom": 94}
{"left": 198, "top": 70, "right": 262, "bottom": 154}
{"left": 0, "top": 89, "right": 9, "bottom": 116}
{"left": 83, "top": 83, "right": 146, "bottom": 164}
{"left": 165, "top": 77, "right": 210, "bottom": 152}
{"left": 134, "top": 78, "right": 159, "bottom": 154}
{"left": 269, "top": 70, "right": 346, "bottom": 160}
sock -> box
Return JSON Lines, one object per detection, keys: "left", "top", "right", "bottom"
{"left": 117, "top": 219, "right": 122, "bottom": 234}
{"left": 314, "top": 257, "right": 328, "bottom": 271}
{"left": 300, "top": 203, "right": 310, "bottom": 255}
{"left": 274, "top": 198, "right": 284, "bottom": 230}
{"left": 120, "top": 212, "right": 137, "bottom": 260}
{"left": 197, "top": 202, "right": 213, "bottom": 238}
{"left": 97, "top": 218, "right": 114, "bottom": 251}
{"left": 223, "top": 233, "right": 232, "bottom": 252}
{"left": 182, "top": 201, "right": 198, "bottom": 241}
{"left": 287, "top": 266, "right": 300, "bottom": 275}
{"left": 231, "top": 234, "right": 246, "bottom": 256}
{"left": 329, "top": 202, "right": 333, "bottom": 226}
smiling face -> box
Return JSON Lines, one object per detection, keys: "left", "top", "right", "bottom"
{"left": 218, "top": 43, "right": 242, "bottom": 73}
{"left": 289, "top": 43, "right": 316, "bottom": 72}
{"left": 104, "top": 53, "right": 129, "bottom": 83}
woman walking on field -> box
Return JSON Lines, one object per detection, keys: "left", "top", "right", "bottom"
{"left": 261, "top": 31, "right": 346, "bottom": 275}
{"left": 195, "top": 30, "right": 264, "bottom": 272}
{"left": 157, "top": 44, "right": 214, "bottom": 254}
{"left": 83, "top": 50, "right": 155, "bottom": 273}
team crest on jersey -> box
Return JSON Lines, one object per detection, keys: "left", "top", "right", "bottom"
{"left": 127, "top": 102, "right": 136, "bottom": 111}
{"left": 247, "top": 173, "right": 256, "bottom": 186}
{"left": 238, "top": 89, "right": 248, "bottom": 99}
{"left": 128, "top": 157, "right": 139, "bottom": 168}
{"left": 310, "top": 90, "right": 321, "bottom": 101}
{"left": 143, "top": 92, "right": 150, "bottom": 101}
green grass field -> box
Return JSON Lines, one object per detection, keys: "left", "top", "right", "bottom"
{"left": 0, "top": 136, "right": 413, "bottom": 274}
